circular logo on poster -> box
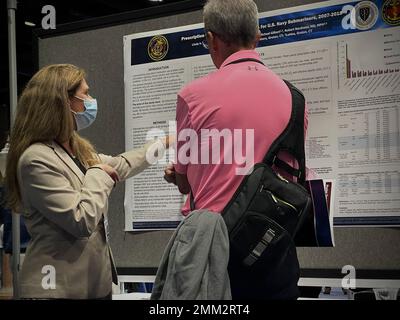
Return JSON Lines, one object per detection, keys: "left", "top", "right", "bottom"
{"left": 148, "top": 35, "right": 169, "bottom": 61}
{"left": 352, "top": 1, "right": 379, "bottom": 30}
{"left": 382, "top": 0, "right": 400, "bottom": 25}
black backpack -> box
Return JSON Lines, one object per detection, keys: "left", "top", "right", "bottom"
{"left": 220, "top": 79, "right": 312, "bottom": 272}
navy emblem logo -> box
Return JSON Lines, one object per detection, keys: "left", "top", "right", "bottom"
{"left": 148, "top": 35, "right": 169, "bottom": 61}
{"left": 382, "top": 0, "right": 400, "bottom": 25}
{"left": 354, "top": 1, "right": 379, "bottom": 30}
{"left": 359, "top": 7, "right": 371, "bottom": 21}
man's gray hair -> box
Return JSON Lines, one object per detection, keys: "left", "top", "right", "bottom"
{"left": 203, "top": 0, "right": 259, "bottom": 47}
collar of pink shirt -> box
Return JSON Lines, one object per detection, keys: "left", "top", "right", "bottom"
{"left": 220, "top": 49, "right": 262, "bottom": 69}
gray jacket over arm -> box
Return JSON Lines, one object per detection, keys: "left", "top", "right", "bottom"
{"left": 151, "top": 209, "right": 231, "bottom": 300}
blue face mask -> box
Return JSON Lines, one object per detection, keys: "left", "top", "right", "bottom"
{"left": 72, "top": 96, "right": 98, "bottom": 131}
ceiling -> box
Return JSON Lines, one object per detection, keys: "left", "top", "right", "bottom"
{"left": 0, "top": 0, "right": 199, "bottom": 144}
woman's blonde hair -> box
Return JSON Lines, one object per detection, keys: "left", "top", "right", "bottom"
{"left": 6, "top": 64, "right": 100, "bottom": 211}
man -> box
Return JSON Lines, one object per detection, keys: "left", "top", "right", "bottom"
{"left": 165, "top": 0, "right": 307, "bottom": 299}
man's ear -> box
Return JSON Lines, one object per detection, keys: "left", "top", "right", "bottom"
{"left": 253, "top": 30, "right": 261, "bottom": 48}
{"left": 208, "top": 31, "right": 218, "bottom": 53}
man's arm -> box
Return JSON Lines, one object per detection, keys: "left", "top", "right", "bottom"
{"left": 175, "top": 171, "right": 191, "bottom": 195}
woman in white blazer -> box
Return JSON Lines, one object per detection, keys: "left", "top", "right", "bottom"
{"left": 5, "top": 64, "right": 168, "bottom": 299}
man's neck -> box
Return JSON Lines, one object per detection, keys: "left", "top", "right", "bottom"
{"left": 218, "top": 46, "right": 254, "bottom": 68}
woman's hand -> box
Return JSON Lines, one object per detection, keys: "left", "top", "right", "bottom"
{"left": 95, "top": 164, "right": 120, "bottom": 183}
{"left": 164, "top": 163, "right": 177, "bottom": 185}
{"left": 161, "top": 135, "right": 175, "bottom": 149}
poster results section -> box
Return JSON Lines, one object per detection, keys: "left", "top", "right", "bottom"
{"left": 256, "top": 0, "right": 400, "bottom": 226}
{"left": 335, "top": 28, "right": 400, "bottom": 225}
{"left": 124, "top": 0, "right": 400, "bottom": 230}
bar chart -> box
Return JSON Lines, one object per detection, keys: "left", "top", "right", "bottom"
{"left": 337, "top": 29, "right": 400, "bottom": 95}
{"left": 344, "top": 43, "right": 399, "bottom": 79}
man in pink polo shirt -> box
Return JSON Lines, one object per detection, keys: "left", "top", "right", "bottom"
{"left": 164, "top": 0, "right": 307, "bottom": 299}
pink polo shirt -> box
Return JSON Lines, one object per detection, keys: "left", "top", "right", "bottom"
{"left": 175, "top": 50, "right": 308, "bottom": 215}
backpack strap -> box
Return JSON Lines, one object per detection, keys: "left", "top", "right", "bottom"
{"left": 224, "top": 58, "right": 266, "bottom": 66}
{"left": 263, "top": 80, "right": 306, "bottom": 184}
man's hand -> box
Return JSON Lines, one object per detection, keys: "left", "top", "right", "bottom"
{"left": 164, "top": 163, "right": 177, "bottom": 185}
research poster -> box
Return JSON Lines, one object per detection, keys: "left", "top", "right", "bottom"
{"left": 124, "top": 0, "right": 400, "bottom": 230}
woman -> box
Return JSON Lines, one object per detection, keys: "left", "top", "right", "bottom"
{"left": 5, "top": 64, "right": 167, "bottom": 299}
